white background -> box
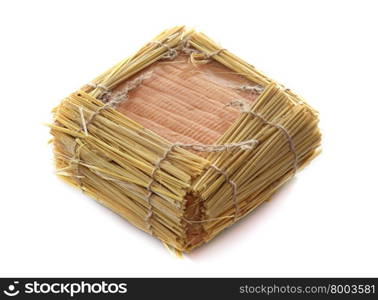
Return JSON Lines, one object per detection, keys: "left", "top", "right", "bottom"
{"left": 0, "top": 0, "right": 377, "bottom": 277}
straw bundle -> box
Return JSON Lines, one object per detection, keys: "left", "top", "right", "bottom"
{"left": 49, "top": 26, "right": 321, "bottom": 252}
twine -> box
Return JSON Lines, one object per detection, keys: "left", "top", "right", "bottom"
{"left": 145, "top": 144, "right": 176, "bottom": 233}
{"left": 248, "top": 112, "right": 298, "bottom": 174}
{"left": 236, "top": 85, "right": 264, "bottom": 95}
{"left": 180, "top": 39, "right": 197, "bottom": 55}
{"left": 87, "top": 82, "right": 111, "bottom": 92}
{"left": 71, "top": 141, "right": 85, "bottom": 192}
{"left": 189, "top": 48, "right": 226, "bottom": 66}
{"left": 174, "top": 139, "right": 258, "bottom": 152}
{"left": 85, "top": 71, "right": 153, "bottom": 129}
{"left": 182, "top": 164, "right": 240, "bottom": 225}
{"left": 150, "top": 38, "right": 226, "bottom": 65}
{"left": 150, "top": 41, "right": 178, "bottom": 60}
{"left": 204, "top": 48, "right": 226, "bottom": 59}
{"left": 228, "top": 99, "right": 298, "bottom": 174}
{"left": 86, "top": 82, "right": 112, "bottom": 100}
{"left": 143, "top": 139, "right": 258, "bottom": 231}
{"left": 209, "top": 164, "right": 239, "bottom": 222}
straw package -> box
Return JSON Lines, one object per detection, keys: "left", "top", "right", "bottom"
{"left": 49, "top": 26, "right": 321, "bottom": 253}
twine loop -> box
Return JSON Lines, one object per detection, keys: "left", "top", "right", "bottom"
{"left": 84, "top": 71, "right": 153, "bottom": 129}
{"left": 227, "top": 99, "right": 298, "bottom": 174}
{"left": 150, "top": 39, "right": 226, "bottom": 65}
